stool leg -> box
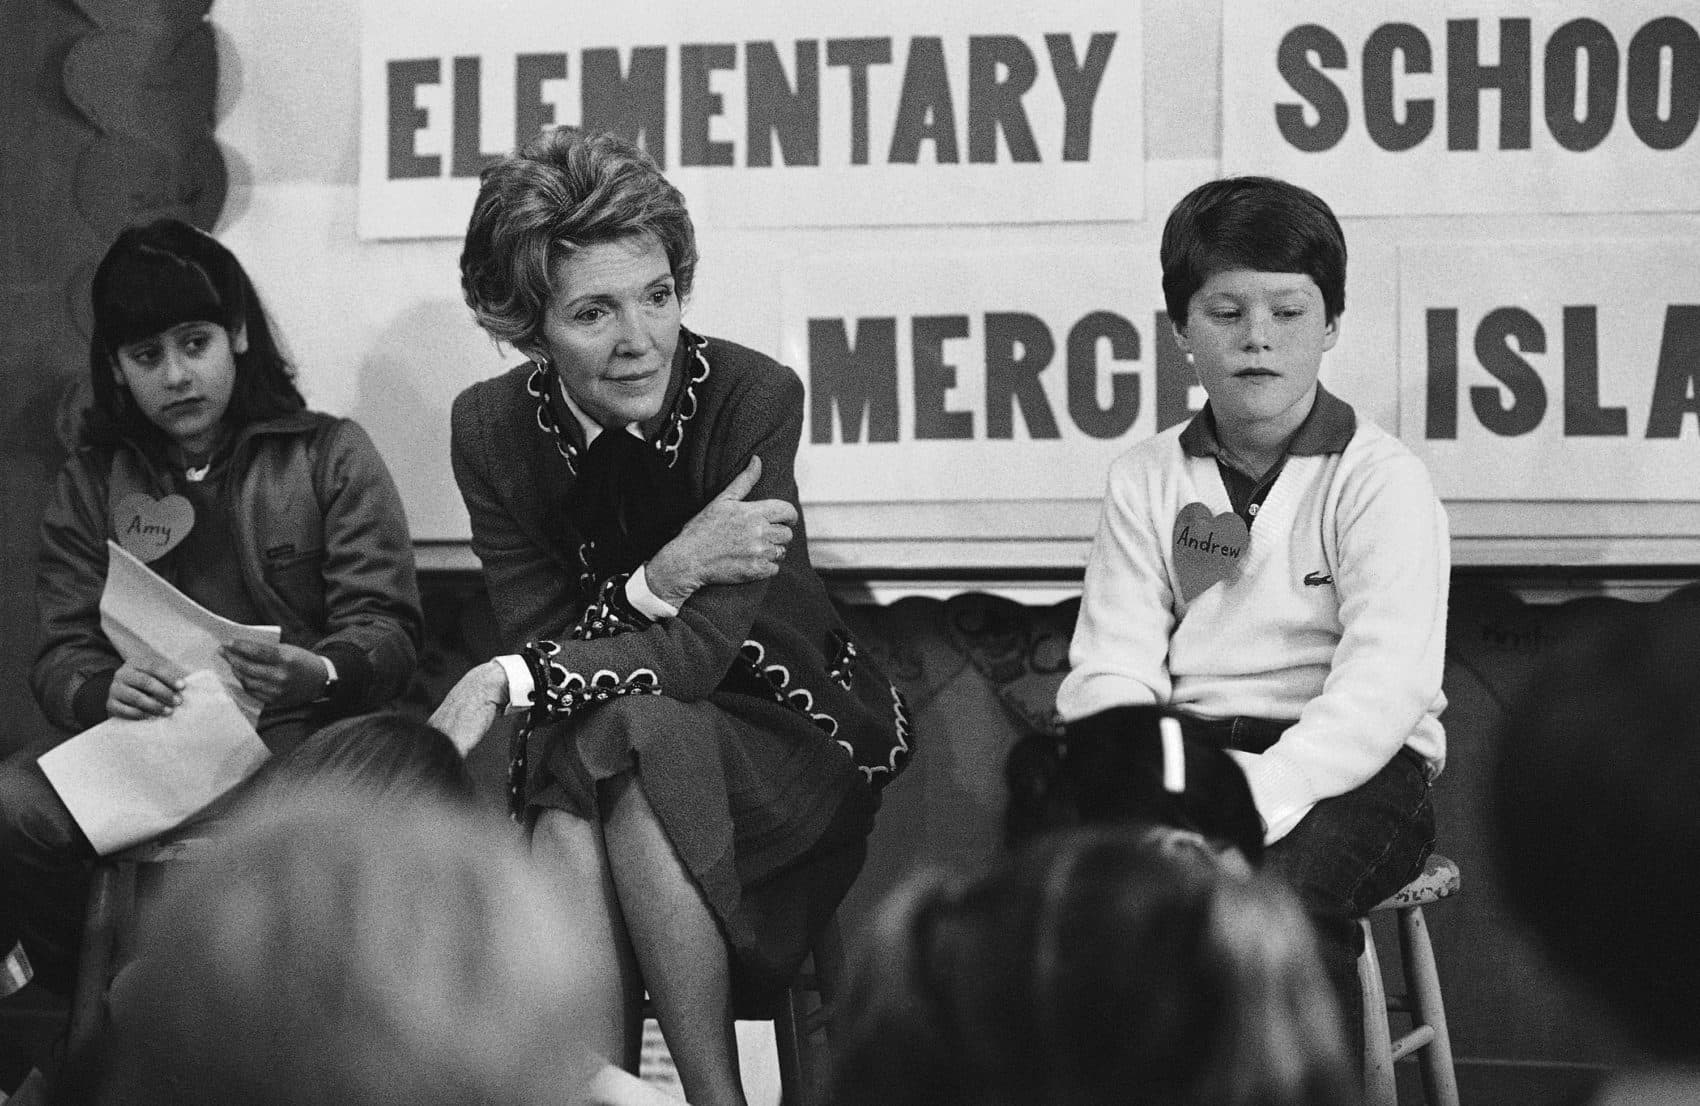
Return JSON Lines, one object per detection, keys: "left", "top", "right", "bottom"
{"left": 1397, "top": 905, "right": 1460, "bottom": 1106}
{"left": 803, "top": 923, "right": 844, "bottom": 1097}
{"left": 774, "top": 984, "right": 806, "bottom": 1106}
{"left": 67, "top": 860, "right": 133, "bottom": 1059}
{"left": 1358, "top": 915, "right": 1397, "bottom": 1106}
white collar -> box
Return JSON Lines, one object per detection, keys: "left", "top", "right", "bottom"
{"left": 557, "top": 378, "right": 645, "bottom": 446}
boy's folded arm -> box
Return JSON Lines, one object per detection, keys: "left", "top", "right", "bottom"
{"left": 1056, "top": 459, "right": 1176, "bottom": 721}
{"left": 1240, "top": 450, "right": 1450, "bottom": 842}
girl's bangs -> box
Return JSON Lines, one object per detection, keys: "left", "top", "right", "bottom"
{"left": 96, "top": 249, "right": 229, "bottom": 351}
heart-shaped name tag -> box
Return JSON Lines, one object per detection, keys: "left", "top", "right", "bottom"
{"left": 1172, "top": 502, "right": 1249, "bottom": 602}
{"left": 113, "top": 493, "right": 195, "bottom": 562}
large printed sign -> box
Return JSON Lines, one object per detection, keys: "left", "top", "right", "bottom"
{"left": 1400, "top": 240, "right": 1700, "bottom": 499}
{"left": 783, "top": 244, "right": 1182, "bottom": 503}
{"left": 782, "top": 235, "right": 1700, "bottom": 509}
{"left": 358, "top": 0, "right": 1142, "bottom": 238}
{"left": 1223, "top": 1, "right": 1700, "bottom": 215}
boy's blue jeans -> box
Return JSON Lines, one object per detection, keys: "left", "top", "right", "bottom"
{"left": 1186, "top": 716, "right": 1436, "bottom": 1071}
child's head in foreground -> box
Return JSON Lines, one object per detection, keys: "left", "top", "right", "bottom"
{"left": 83, "top": 785, "right": 593, "bottom": 1106}
{"left": 1161, "top": 177, "right": 1347, "bottom": 434}
{"left": 832, "top": 824, "right": 1353, "bottom": 1106}
{"left": 1494, "top": 595, "right": 1700, "bottom": 1062}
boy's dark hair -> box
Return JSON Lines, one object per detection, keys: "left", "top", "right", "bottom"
{"left": 1160, "top": 176, "right": 1347, "bottom": 327}
{"left": 85, "top": 218, "right": 304, "bottom": 448}
{"left": 1492, "top": 593, "right": 1700, "bottom": 1061}
{"left": 1006, "top": 705, "right": 1265, "bottom": 864}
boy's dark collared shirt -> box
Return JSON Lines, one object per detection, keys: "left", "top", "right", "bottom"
{"left": 1179, "top": 384, "right": 1357, "bottom": 528}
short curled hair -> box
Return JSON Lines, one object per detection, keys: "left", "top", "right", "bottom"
{"left": 1160, "top": 176, "right": 1347, "bottom": 328}
{"left": 459, "top": 127, "right": 698, "bottom": 353}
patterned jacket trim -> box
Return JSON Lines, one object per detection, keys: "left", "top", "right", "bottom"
{"left": 738, "top": 638, "right": 914, "bottom": 787}
{"left": 527, "top": 328, "right": 712, "bottom": 474}
{"left": 827, "top": 634, "right": 858, "bottom": 691}
{"left": 571, "top": 573, "right": 653, "bottom": 641}
{"left": 507, "top": 640, "right": 666, "bottom": 819}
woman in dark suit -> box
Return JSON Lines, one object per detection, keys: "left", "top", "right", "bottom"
{"left": 431, "top": 127, "right": 913, "bottom": 1106}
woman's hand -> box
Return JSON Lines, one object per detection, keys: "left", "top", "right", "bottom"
{"left": 430, "top": 660, "right": 510, "bottom": 756}
{"left": 646, "top": 456, "right": 798, "bottom": 607}
{"left": 107, "top": 657, "right": 189, "bottom": 720}
{"left": 221, "top": 641, "right": 331, "bottom": 709}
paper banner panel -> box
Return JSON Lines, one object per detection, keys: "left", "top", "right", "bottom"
{"left": 1224, "top": 0, "right": 1700, "bottom": 215}
{"left": 359, "top": 0, "right": 1144, "bottom": 237}
{"left": 1398, "top": 239, "right": 1700, "bottom": 500}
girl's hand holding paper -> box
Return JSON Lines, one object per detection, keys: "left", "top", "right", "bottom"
{"left": 107, "top": 657, "right": 189, "bottom": 719}
{"left": 221, "top": 640, "right": 329, "bottom": 709}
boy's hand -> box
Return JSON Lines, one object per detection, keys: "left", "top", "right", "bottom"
{"left": 107, "top": 658, "right": 188, "bottom": 720}
{"left": 221, "top": 640, "right": 330, "bottom": 709}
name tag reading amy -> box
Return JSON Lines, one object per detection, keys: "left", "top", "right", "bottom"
{"left": 113, "top": 493, "right": 194, "bottom": 562}
{"left": 1172, "top": 502, "right": 1248, "bottom": 602}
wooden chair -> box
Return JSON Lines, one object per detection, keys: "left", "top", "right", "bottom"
{"left": 766, "top": 916, "right": 843, "bottom": 1106}
{"left": 1358, "top": 853, "right": 1462, "bottom": 1106}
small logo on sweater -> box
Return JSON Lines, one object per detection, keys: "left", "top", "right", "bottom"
{"left": 1303, "top": 571, "right": 1333, "bottom": 587}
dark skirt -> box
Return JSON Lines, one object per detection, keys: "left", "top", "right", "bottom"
{"left": 527, "top": 693, "right": 875, "bottom": 1003}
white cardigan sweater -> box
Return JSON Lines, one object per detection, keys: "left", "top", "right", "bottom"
{"left": 1057, "top": 417, "right": 1450, "bottom": 844}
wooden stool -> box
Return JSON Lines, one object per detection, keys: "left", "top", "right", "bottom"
{"left": 1358, "top": 853, "right": 1462, "bottom": 1106}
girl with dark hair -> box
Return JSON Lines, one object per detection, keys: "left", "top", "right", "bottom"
{"left": 0, "top": 218, "right": 422, "bottom": 996}
{"left": 81, "top": 219, "right": 306, "bottom": 450}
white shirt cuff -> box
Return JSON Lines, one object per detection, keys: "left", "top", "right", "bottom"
{"left": 1225, "top": 749, "right": 1314, "bottom": 846}
{"left": 313, "top": 655, "right": 339, "bottom": 703}
{"left": 627, "top": 565, "right": 680, "bottom": 620}
{"left": 493, "top": 654, "right": 535, "bottom": 715}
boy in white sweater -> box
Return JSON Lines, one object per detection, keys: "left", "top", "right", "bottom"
{"left": 1056, "top": 176, "right": 1450, "bottom": 1064}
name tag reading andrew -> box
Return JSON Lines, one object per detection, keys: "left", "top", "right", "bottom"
{"left": 1172, "top": 502, "right": 1247, "bottom": 602}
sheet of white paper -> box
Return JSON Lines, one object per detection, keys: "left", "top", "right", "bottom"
{"left": 100, "top": 540, "right": 281, "bottom": 723}
{"left": 39, "top": 670, "right": 271, "bottom": 855}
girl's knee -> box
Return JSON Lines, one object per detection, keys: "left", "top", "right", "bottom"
{"left": 0, "top": 758, "right": 82, "bottom": 853}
